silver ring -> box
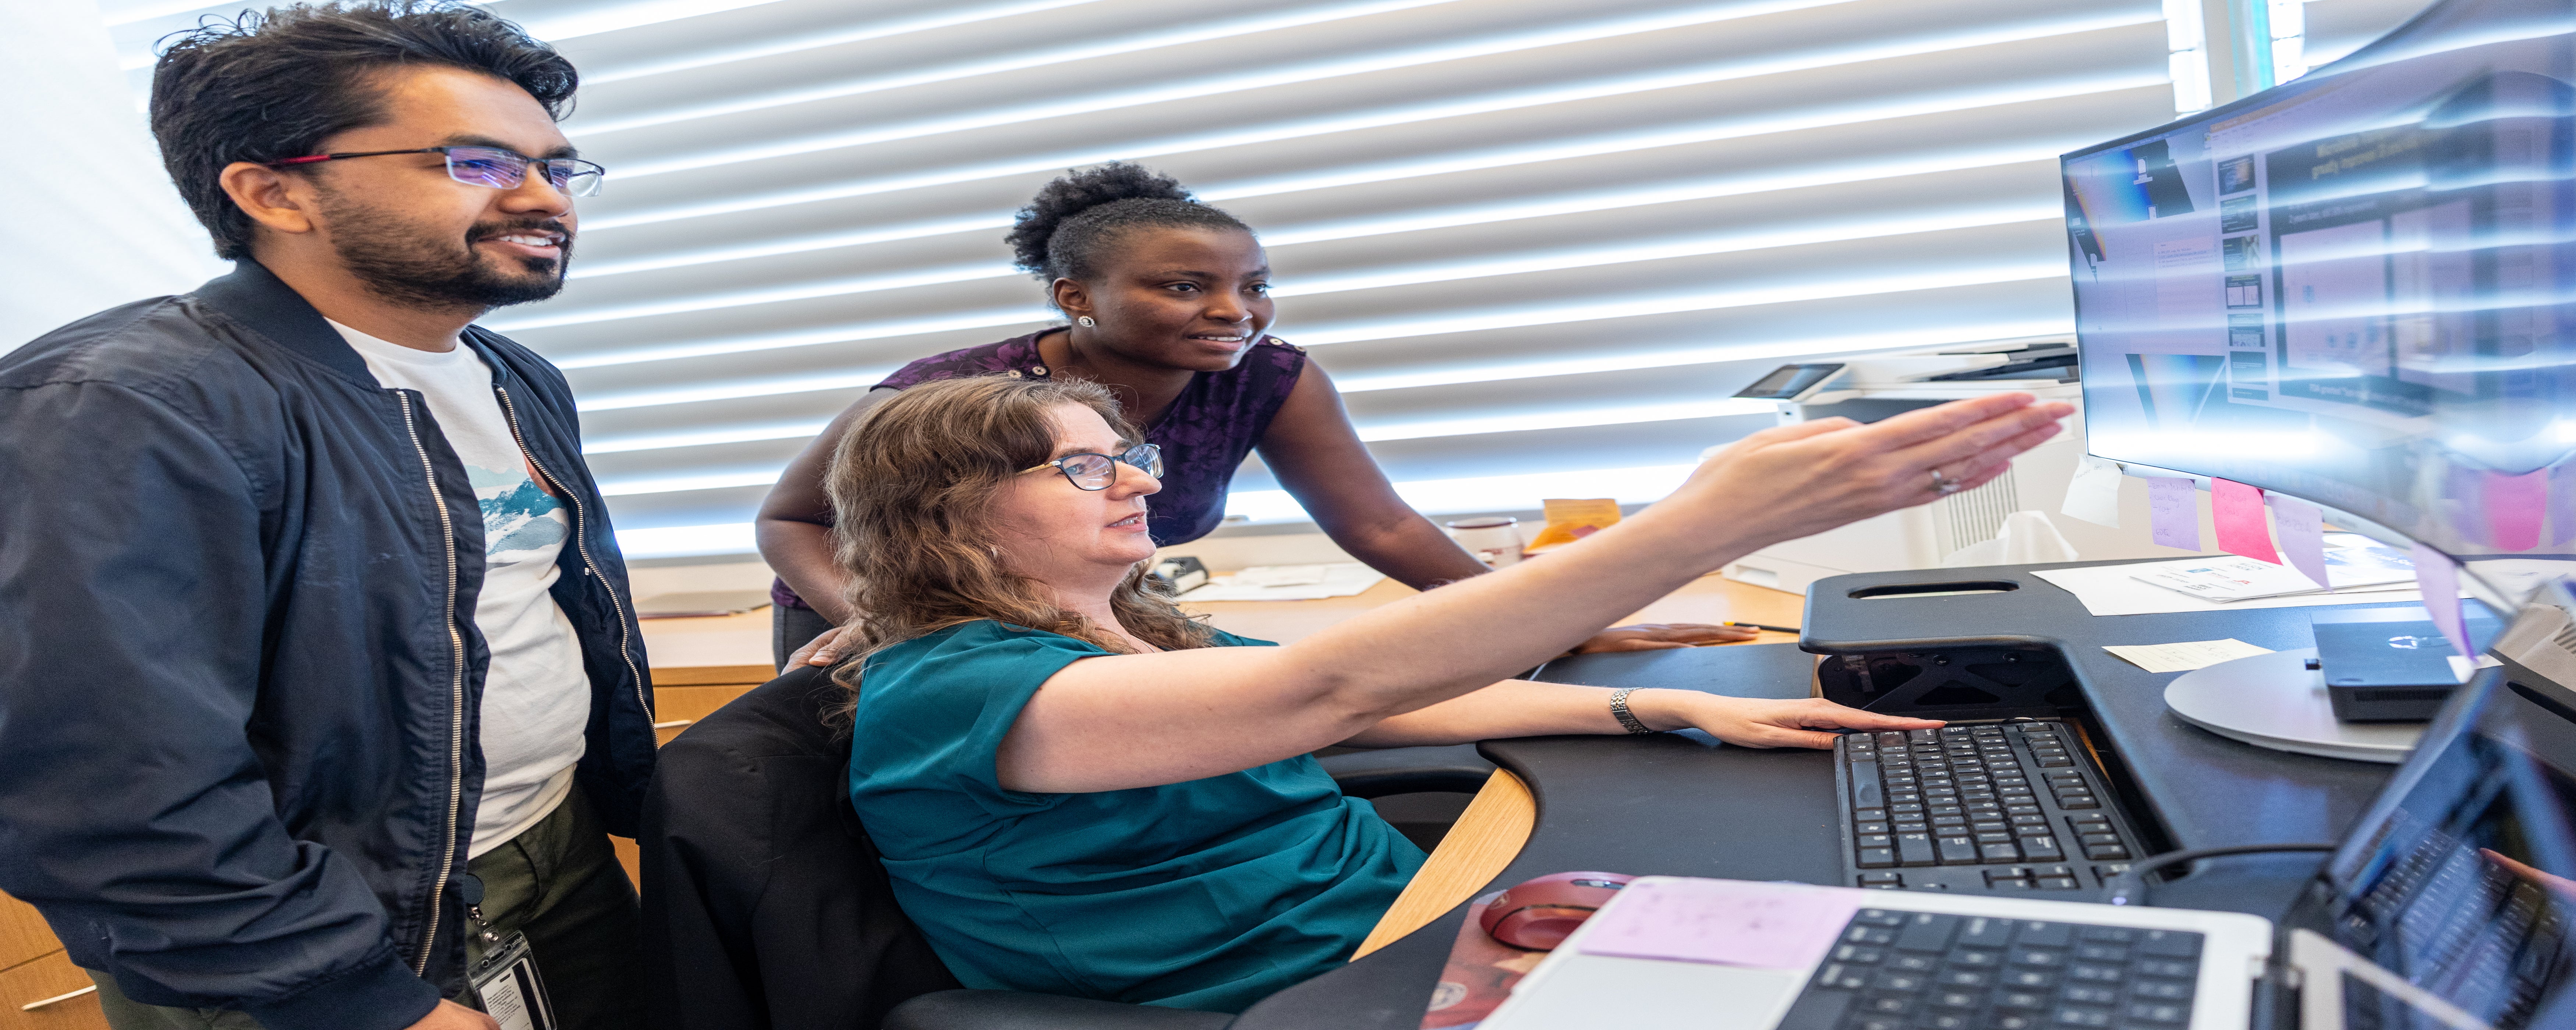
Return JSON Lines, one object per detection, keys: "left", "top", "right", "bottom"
{"left": 1929, "top": 468, "right": 1963, "bottom": 496}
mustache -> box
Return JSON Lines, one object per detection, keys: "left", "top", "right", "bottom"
{"left": 468, "top": 220, "right": 573, "bottom": 245}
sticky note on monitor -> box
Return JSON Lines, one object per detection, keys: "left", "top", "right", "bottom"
{"left": 2145, "top": 477, "right": 2201, "bottom": 551}
{"left": 2211, "top": 479, "right": 2278, "bottom": 564}
{"left": 2268, "top": 494, "right": 2329, "bottom": 592}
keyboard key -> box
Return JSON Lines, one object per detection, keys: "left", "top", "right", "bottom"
{"left": 1897, "top": 833, "right": 1936, "bottom": 866}
{"left": 1936, "top": 969, "right": 1991, "bottom": 988}
{"left": 1920, "top": 1012, "right": 1974, "bottom": 1030}
{"left": 1816, "top": 963, "right": 1868, "bottom": 989}
{"left": 1950, "top": 948, "right": 2002, "bottom": 968}
{"left": 1995, "top": 990, "right": 2051, "bottom": 1009}
{"left": 1937, "top": 835, "right": 1980, "bottom": 864}
{"left": 1894, "top": 820, "right": 1929, "bottom": 832}
{"left": 2007, "top": 804, "right": 2042, "bottom": 816}
{"left": 1908, "top": 729, "right": 1938, "bottom": 743}
{"left": 1994, "top": 1016, "right": 2040, "bottom": 1030}
{"left": 1876, "top": 732, "right": 1908, "bottom": 747}
{"left": 2093, "top": 863, "right": 2131, "bottom": 880}
{"left": 1854, "top": 807, "right": 1886, "bottom": 822}
{"left": 2068, "top": 962, "right": 2122, "bottom": 982}
{"left": 1981, "top": 842, "right": 2022, "bottom": 862}
{"left": 1857, "top": 873, "right": 1902, "bottom": 889}
{"left": 1850, "top": 762, "right": 1883, "bottom": 807}
{"left": 2079, "top": 832, "right": 2123, "bottom": 847}
{"left": 1834, "top": 944, "right": 1885, "bottom": 963}
{"left": 2022, "top": 836, "right": 2064, "bottom": 861}
{"left": 2138, "top": 931, "right": 2203, "bottom": 958}
{"left": 2084, "top": 844, "right": 2130, "bottom": 861}
{"left": 1868, "top": 970, "right": 1927, "bottom": 992}
{"left": 1975, "top": 831, "right": 2013, "bottom": 844}
{"left": 2057, "top": 795, "right": 2098, "bottom": 809}
{"left": 1896, "top": 913, "right": 1963, "bottom": 952}
{"left": 1847, "top": 925, "right": 1899, "bottom": 945}
{"left": 2000, "top": 969, "right": 2057, "bottom": 989}
{"left": 1889, "top": 953, "right": 1938, "bottom": 973}
{"left": 1855, "top": 910, "right": 1908, "bottom": 927}
{"left": 2063, "top": 985, "right": 2118, "bottom": 1004}
{"left": 1973, "top": 820, "right": 2009, "bottom": 833}
{"left": 2009, "top": 947, "right": 2067, "bottom": 967}
{"left": 1891, "top": 803, "right": 1925, "bottom": 815}
{"left": 2014, "top": 824, "right": 2053, "bottom": 839}
{"left": 1959, "top": 916, "right": 2015, "bottom": 947}
{"left": 2079, "top": 926, "right": 2138, "bottom": 942}
{"left": 2125, "top": 1001, "right": 2191, "bottom": 1024}
{"left": 2135, "top": 959, "right": 2195, "bottom": 978}
{"left": 1857, "top": 848, "right": 1895, "bottom": 869}
{"left": 1860, "top": 993, "right": 1914, "bottom": 1015}
{"left": 2051, "top": 1004, "right": 2114, "bottom": 1027}
{"left": 2132, "top": 980, "right": 2193, "bottom": 1001}
{"left": 1928, "top": 990, "right": 1980, "bottom": 1011}
{"left": 2037, "top": 876, "right": 2080, "bottom": 890}
{"left": 1857, "top": 821, "right": 1890, "bottom": 834}
{"left": 2074, "top": 943, "right": 2129, "bottom": 962}
{"left": 2017, "top": 923, "right": 2074, "bottom": 947}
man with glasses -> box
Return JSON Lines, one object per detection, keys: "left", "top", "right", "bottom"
{"left": 0, "top": 6, "right": 650, "bottom": 1030}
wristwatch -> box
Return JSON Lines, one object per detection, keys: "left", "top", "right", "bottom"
{"left": 1608, "top": 688, "right": 1656, "bottom": 734}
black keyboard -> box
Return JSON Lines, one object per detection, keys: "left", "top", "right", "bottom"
{"left": 1834, "top": 721, "right": 2151, "bottom": 895}
{"left": 1776, "top": 908, "right": 2206, "bottom": 1030}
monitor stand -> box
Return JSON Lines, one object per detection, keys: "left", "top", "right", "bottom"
{"left": 2163, "top": 649, "right": 2423, "bottom": 764}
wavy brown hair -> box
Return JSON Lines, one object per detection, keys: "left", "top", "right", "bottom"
{"left": 823, "top": 376, "right": 1216, "bottom": 713}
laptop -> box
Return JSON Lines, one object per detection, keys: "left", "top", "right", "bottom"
{"left": 1482, "top": 593, "right": 2576, "bottom": 1030}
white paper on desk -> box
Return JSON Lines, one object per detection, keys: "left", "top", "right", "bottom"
{"left": 1175, "top": 562, "right": 1386, "bottom": 602}
{"left": 2034, "top": 563, "right": 2432, "bottom": 617}
{"left": 2102, "top": 639, "right": 2274, "bottom": 674}
{"left": 2129, "top": 556, "right": 2326, "bottom": 601}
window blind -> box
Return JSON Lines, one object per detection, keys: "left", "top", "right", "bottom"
{"left": 105, "top": 0, "right": 2330, "bottom": 558}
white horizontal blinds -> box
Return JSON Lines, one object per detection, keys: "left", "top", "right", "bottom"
{"left": 2301, "top": 0, "right": 2437, "bottom": 67}
{"left": 106, "top": 0, "right": 2186, "bottom": 556}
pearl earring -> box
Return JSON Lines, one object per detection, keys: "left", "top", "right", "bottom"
{"left": 1076, "top": 316, "right": 1095, "bottom": 328}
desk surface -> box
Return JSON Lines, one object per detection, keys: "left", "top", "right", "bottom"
{"left": 1231, "top": 560, "right": 2405, "bottom": 1030}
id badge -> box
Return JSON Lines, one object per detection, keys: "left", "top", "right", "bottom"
{"left": 468, "top": 931, "right": 558, "bottom": 1030}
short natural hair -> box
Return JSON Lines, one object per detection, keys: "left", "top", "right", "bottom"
{"left": 149, "top": 2, "right": 577, "bottom": 260}
{"left": 1004, "top": 162, "right": 1254, "bottom": 287}
{"left": 824, "top": 377, "right": 1216, "bottom": 717}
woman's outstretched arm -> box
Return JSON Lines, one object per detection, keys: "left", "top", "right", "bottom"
{"left": 1337, "top": 679, "right": 1939, "bottom": 749}
{"left": 754, "top": 388, "right": 899, "bottom": 625}
{"left": 998, "top": 392, "right": 2071, "bottom": 793}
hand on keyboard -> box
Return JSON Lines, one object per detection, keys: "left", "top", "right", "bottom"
{"left": 1623, "top": 692, "right": 1943, "bottom": 749}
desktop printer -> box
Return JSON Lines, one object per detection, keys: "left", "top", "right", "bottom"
{"left": 1719, "top": 341, "right": 2172, "bottom": 594}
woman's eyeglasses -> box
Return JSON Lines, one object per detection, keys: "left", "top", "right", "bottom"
{"left": 266, "top": 146, "right": 607, "bottom": 197}
{"left": 1022, "top": 444, "right": 1163, "bottom": 490}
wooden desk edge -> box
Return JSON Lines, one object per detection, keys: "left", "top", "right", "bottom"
{"left": 1353, "top": 768, "right": 1535, "bottom": 960}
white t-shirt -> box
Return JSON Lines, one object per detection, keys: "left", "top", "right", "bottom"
{"left": 332, "top": 320, "right": 590, "bottom": 858}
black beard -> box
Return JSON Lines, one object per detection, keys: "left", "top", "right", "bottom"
{"left": 318, "top": 189, "right": 572, "bottom": 311}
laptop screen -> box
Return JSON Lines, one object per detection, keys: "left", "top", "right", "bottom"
{"left": 2314, "top": 658, "right": 2576, "bottom": 1029}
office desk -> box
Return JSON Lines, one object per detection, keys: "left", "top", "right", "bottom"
{"left": 1232, "top": 560, "right": 2409, "bottom": 1030}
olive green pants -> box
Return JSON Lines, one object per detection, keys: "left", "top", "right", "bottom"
{"left": 88, "top": 786, "right": 644, "bottom": 1030}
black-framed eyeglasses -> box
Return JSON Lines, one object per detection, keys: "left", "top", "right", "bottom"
{"left": 1021, "top": 444, "right": 1163, "bottom": 490}
{"left": 266, "top": 146, "right": 606, "bottom": 197}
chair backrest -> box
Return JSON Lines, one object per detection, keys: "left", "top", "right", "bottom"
{"left": 639, "top": 665, "right": 962, "bottom": 1030}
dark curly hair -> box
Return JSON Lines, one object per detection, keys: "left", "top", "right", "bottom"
{"left": 1005, "top": 163, "right": 1254, "bottom": 286}
{"left": 149, "top": 1, "right": 577, "bottom": 260}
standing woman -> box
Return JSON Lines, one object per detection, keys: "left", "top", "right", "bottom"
{"left": 756, "top": 163, "right": 1747, "bottom": 666}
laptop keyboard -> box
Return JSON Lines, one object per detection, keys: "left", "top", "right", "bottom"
{"left": 1776, "top": 909, "right": 2205, "bottom": 1030}
{"left": 1837, "top": 721, "right": 2147, "bottom": 894}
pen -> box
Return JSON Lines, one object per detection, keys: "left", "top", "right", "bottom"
{"left": 1720, "top": 621, "right": 1800, "bottom": 633}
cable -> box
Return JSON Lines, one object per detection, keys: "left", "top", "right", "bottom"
{"left": 2103, "top": 843, "right": 2339, "bottom": 907}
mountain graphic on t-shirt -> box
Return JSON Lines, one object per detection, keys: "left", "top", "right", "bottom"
{"left": 468, "top": 464, "right": 570, "bottom": 557}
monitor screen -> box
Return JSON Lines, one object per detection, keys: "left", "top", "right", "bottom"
{"left": 2064, "top": 0, "right": 2576, "bottom": 560}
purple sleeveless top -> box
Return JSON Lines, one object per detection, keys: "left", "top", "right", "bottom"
{"left": 771, "top": 330, "right": 1307, "bottom": 610}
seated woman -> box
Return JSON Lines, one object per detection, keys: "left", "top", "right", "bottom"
{"left": 828, "top": 376, "right": 2070, "bottom": 1013}
{"left": 758, "top": 161, "right": 1748, "bottom": 668}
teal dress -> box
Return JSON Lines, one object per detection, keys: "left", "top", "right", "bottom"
{"left": 846, "top": 620, "right": 1426, "bottom": 1013}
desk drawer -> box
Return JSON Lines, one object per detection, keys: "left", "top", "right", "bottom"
{"left": 0, "top": 893, "right": 60, "bottom": 974}
{"left": 0, "top": 951, "right": 106, "bottom": 1030}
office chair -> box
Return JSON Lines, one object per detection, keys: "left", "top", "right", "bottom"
{"left": 639, "top": 664, "right": 1490, "bottom": 1030}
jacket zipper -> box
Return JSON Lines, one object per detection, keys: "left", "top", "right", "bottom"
{"left": 395, "top": 393, "right": 468, "bottom": 977}
{"left": 493, "top": 385, "right": 650, "bottom": 719}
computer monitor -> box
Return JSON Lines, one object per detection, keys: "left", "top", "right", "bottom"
{"left": 2063, "top": 0, "right": 2576, "bottom": 572}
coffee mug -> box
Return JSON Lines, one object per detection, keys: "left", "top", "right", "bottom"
{"left": 1446, "top": 516, "right": 1523, "bottom": 568}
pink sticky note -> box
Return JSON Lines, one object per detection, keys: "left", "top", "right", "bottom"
{"left": 2146, "top": 477, "right": 2202, "bottom": 551}
{"left": 1578, "top": 878, "right": 1860, "bottom": 971}
{"left": 2211, "top": 479, "right": 2279, "bottom": 564}
{"left": 2484, "top": 470, "right": 2548, "bottom": 553}
{"left": 2413, "top": 542, "right": 2471, "bottom": 658}
{"left": 2269, "top": 494, "right": 2329, "bottom": 590}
